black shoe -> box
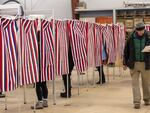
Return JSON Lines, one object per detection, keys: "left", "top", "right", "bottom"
{"left": 80, "top": 72, "right": 85, "bottom": 75}
{"left": 0, "top": 94, "right": 5, "bottom": 98}
{"left": 96, "top": 81, "right": 105, "bottom": 84}
{"left": 60, "top": 92, "right": 71, "bottom": 98}
{"left": 96, "top": 81, "right": 100, "bottom": 84}
{"left": 102, "top": 81, "right": 106, "bottom": 84}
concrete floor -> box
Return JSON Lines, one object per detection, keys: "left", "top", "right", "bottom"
{"left": 0, "top": 67, "right": 150, "bottom": 113}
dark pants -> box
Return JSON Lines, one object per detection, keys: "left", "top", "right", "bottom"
{"left": 97, "top": 65, "right": 106, "bottom": 83}
{"left": 36, "top": 81, "right": 48, "bottom": 101}
{"left": 36, "top": 31, "right": 48, "bottom": 101}
{"left": 62, "top": 61, "right": 74, "bottom": 93}
{"left": 62, "top": 44, "right": 74, "bottom": 93}
{"left": 62, "top": 74, "right": 71, "bottom": 93}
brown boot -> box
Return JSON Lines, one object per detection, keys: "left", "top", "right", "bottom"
{"left": 144, "top": 100, "right": 150, "bottom": 106}
{"left": 134, "top": 104, "right": 140, "bottom": 109}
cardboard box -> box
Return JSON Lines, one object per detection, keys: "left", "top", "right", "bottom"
{"left": 117, "top": 19, "right": 125, "bottom": 25}
{"left": 96, "top": 16, "right": 113, "bottom": 24}
{"left": 78, "top": 2, "right": 86, "bottom": 9}
{"left": 144, "top": 18, "right": 150, "bottom": 24}
{"left": 125, "top": 19, "right": 134, "bottom": 28}
{"left": 134, "top": 18, "right": 143, "bottom": 26}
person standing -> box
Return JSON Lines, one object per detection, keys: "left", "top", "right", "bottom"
{"left": 123, "top": 22, "right": 150, "bottom": 109}
{"left": 31, "top": 31, "right": 48, "bottom": 109}
{"left": 96, "top": 41, "right": 108, "bottom": 84}
{"left": 60, "top": 44, "right": 74, "bottom": 98}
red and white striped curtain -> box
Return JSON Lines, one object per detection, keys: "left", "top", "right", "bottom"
{"left": 68, "top": 20, "right": 88, "bottom": 73}
{"left": 0, "top": 19, "right": 2, "bottom": 92}
{"left": 55, "top": 20, "right": 69, "bottom": 76}
{"left": 87, "top": 22, "right": 95, "bottom": 67}
{"left": 20, "top": 19, "right": 39, "bottom": 85}
{"left": 102, "top": 25, "right": 115, "bottom": 64}
{"left": 118, "top": 25, "right": 126, "bottom": 59}
{"left": 0, "top": 17, "right": 126, "bottom": 90}
{"left": 40, "top": 19, "right": 55, "bottom": 81}
{"left": 0, "top": 18, "right": 18, "bottom": 92}
{"left": 145, "top": 25, "right": 150, "bottom": 31}
{"left": 102, "top": 24, "right": 125, "bottom": 64}
{"left": 113, "top": 24, "right": 126, "bottom": 60}
{"left": 94, "top": 23, "right": 103, "bottom": 67}
{"left": 113, "top": 24, "right": 119, "bottom": 59}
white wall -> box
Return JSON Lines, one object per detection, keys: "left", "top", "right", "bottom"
{"left": 0, "top": 0, "right": 5, "bottom": 4}
{"left": 24, "top": 0, "right": 72, "bottom": 19}
{"left": 0, "top": 0, "right": 72, "bottom": 19}
{"left": 1, "top": 0, "right": 150, "bottom": 18}
{"left": 80, "top": 0, "right": 150, "bottom": 9}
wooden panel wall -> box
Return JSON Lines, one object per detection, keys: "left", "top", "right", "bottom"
{"left": 71, "top": 0, "right": 79, "bottom": 19}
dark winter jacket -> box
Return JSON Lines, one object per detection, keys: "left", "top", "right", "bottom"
{"left": 123, "top": 31, "right": 150, "bottom": 70}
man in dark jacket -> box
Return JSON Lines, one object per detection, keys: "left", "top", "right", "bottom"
{"left": 123, "top": 22, "right": 150, "bottom": 109}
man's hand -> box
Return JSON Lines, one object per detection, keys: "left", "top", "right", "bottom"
{"left": 123, "top": 65, "right": 127, "bottom": 70}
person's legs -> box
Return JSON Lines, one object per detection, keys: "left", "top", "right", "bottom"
{"left": 36, "top": 82, "right": 43, "bottom": 101}
{"left": 67, "top": 62, "right": 74, "bottom": 96}
{"left": 140, "top": 63, "right": 150, "bottom": 105}
{"left": 101, "top": 65, "right": 106, "bottom": 83}
{"left": 41, "top": 81, "right": 48, "bottom": 99}
{"left": 60, "top": 74, "right": 71, "bottom": 98}
{"left": 41, "top": 81, "right": 48, "bottom": 107}
{"left": 60, "top": 62, "right": 73, "bottom": 98}
{"left": 60, "top": 45, "right": 74, "bottom": 98}
{"left": 67, "top": 73, "right": 72, "bottom": 95}
{"left": 31, "top": 82, "right": 43, "bottom": 109}
{"left": 130, "top": 62, "right": 141, "bottom": 109}
{"left": 96, "top": 66, "right": 100, "bottom": 84}
{"left": 96, "top": 66, "right": 106, "bottom": 84}
{"left": 131, "top": 70, "right": 141, "bottom": 108}
{"left": 141, "top": 70, "right": 150, "bottom": 105}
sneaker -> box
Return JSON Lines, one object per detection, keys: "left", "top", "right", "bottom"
{"left": 43, "top": 100, "right": 48, "bottom": 107}
{"left": 0, "top": 94, "right": 5, "bottom": 98}
{"left": 144, "top": 100, "right": 150, "bottom": 106}
{"left": 134, "top": 104, "right": 140, "bottom": 109}
{"left": 31, "top": 101, "right": 43, "bottom": 109}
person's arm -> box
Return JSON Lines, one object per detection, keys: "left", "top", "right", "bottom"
{"left": 123, "top": 38, "right": 130, "bottom": 70}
